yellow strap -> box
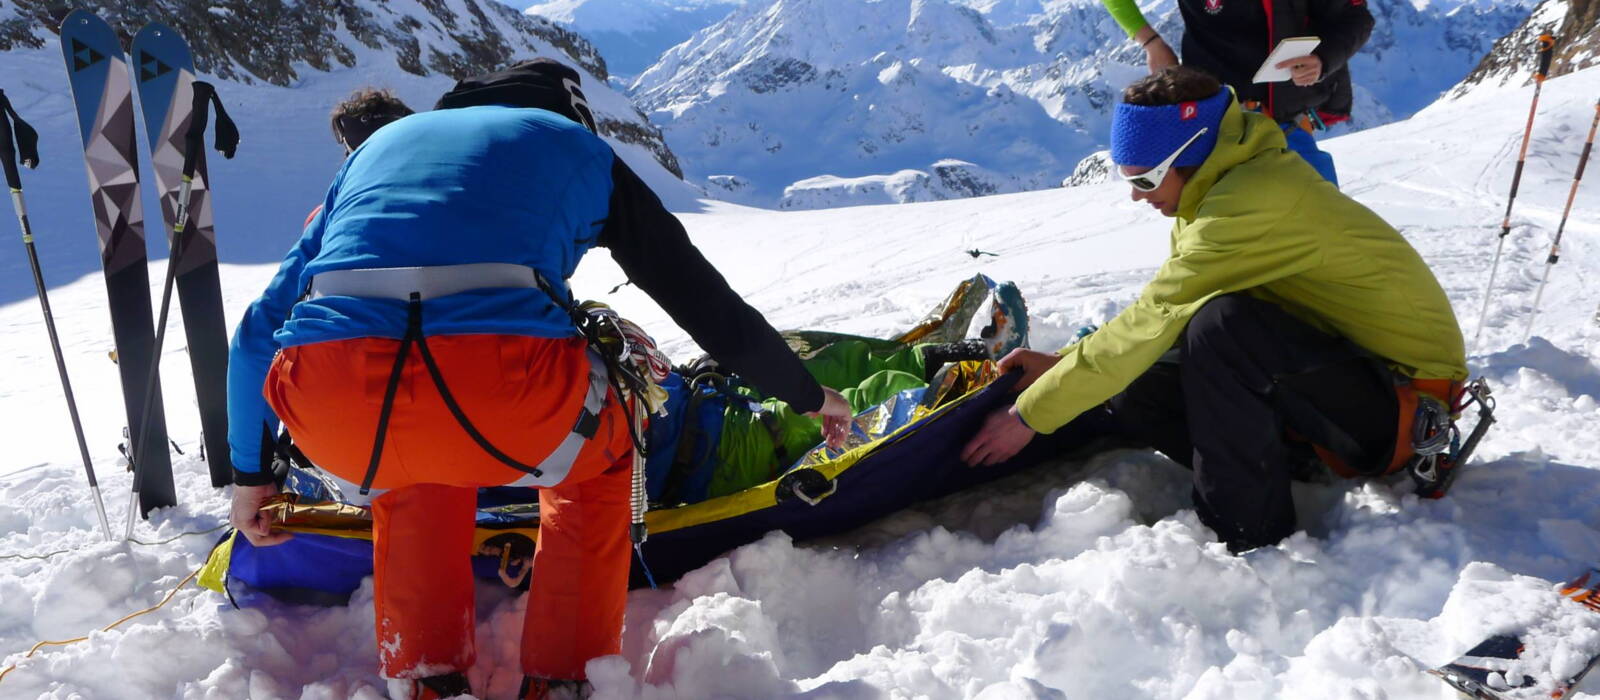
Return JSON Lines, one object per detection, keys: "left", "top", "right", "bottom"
{"left": 197, "top": 531, "right": 238, "bottom": 593}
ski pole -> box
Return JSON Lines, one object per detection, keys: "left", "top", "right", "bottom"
{"left": 1473, "top": 34, "right": 1556, "bottom": 350}
{"left": 125, "top": 82, "right": 235, "bottom": 536}
{"left": 1524, "top": 97, "right": 1600, "bottom": 343}
{"left": 0, "top": 90, "right": 115, "bottom": 542}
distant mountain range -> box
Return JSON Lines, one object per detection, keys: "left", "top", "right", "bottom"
{"left": 521, "top": 0, "right": 744, "bottom": 81}
{"left": 533, "top": 0, "right": 1538, "bottom": 209}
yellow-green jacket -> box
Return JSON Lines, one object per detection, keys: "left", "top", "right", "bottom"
{"left": 1015, "top": 100, "right": 1467, "bottom": 434}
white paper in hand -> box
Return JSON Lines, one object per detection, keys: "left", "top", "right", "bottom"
{"left": 1253, "top": 36, "right": 1321, "bottom": 83}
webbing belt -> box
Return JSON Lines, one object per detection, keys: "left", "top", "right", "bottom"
{"left": 307, "top": 262, "right": 563, "bottom": 301}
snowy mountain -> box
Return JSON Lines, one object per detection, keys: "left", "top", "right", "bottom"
{"left": 633, "top": 0, "right": 1534, "bottom": 209}
{"left": 780, "top": 159, "right": 1020, "bottom": 209}
{"left": 631, "top": 0, "right": 1124, "bottom": 209}
{"left": 3, "top": 55, "right": 1600, "bottom": 699}
{"left": 1452, "top": 0, "right": 1600, "bottom": 96}
{"left": 521, "top": 0, "right": 745, "bottom": 82}
{"left": 0, "top": 0, "right": 694, "bottom": 307}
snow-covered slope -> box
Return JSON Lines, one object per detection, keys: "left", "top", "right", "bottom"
{"left": 521, "top": 0, "right": 745, "bottom": 82}
{"left": 0, "top": 0, "right": 694, "bottom": 308}
{"left": 634, "top": 0, "right": 1533, "bottom": 209}
{"left": 3, "top": 54, "right": 1600, "bottom": 700}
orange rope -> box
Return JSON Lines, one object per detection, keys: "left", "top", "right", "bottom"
{"left": 0, "top": 567, "right": 201, "bottom": 686}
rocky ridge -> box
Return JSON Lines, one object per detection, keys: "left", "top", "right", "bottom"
{"left": 0, "top": 0, "right": 682, "bottom": 178}
{"left": 1453, "top": 0, "right": 1599, "bottom": 96}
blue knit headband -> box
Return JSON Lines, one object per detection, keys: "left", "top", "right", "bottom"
{"left": 1110, "top": 88, "right": 1231, "bottom": 169}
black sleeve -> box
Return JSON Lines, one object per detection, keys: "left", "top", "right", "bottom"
{"left": 1308, "top": 0, "right": 1374, "bottom": 76}
{"left": 598, "top": 157, "right": 825, "bottom": 413}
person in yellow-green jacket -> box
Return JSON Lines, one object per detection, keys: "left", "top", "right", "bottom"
{"left": 961, "top": 67, "right": 1466, "bottom": 552}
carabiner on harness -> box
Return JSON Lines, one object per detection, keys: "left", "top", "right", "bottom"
{"left": 1408, "top": 378, "right": 1497, "bottom": 499}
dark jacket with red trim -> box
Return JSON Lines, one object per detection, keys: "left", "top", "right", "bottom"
{"left": 1177, "top": 0, "right": 1374, "bottom": 124}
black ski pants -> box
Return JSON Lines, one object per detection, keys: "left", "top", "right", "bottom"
{"left": 1093, "top": 294, "right": 1397, "bottom": 551}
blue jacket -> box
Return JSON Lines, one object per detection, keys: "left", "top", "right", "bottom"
{"left": 229, "top": 106, "right": 823, "bottom": 480}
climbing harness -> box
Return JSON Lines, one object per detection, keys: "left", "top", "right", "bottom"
{"left": 1408, "top": 378, "right": 1497, "bottom": 499}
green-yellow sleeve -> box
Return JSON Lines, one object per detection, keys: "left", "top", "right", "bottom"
{"left": 1102, "top": 0, "right": 1151, "bottom": 39}
{"left": 1014, "top": 207, "right": 1322, "bottom": 434}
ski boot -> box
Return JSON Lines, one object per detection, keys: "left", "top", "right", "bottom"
{"left": 394, "top": 671, "right": 471, "bottom": 700}
{"left": 966, "top": 280, "right": 1030, "bottom": 361}
{"left": 520, "top": 675, "right": 592, "bottom": 700}
{"left": 920, "top": 339, "right": 991, "bottom": 383}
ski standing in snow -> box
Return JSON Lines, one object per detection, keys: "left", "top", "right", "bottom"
{"left": 130, "top": 22, "right": 239, "bottom": 490}
{"left": 58, "top": 10, "right": 177, "bottom": 518}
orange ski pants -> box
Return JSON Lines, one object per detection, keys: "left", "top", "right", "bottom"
{"left": 265, "top": 334, "right": 633, "bottom": 681}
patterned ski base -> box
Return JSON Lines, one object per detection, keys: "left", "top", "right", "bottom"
{"left": 60, "top": 9, "right": 176, "bottom": 513}
{"left": 131, "top": 22, "right": 232, "bottom": 486}
{"left": 1430, "top": 568, "right": 1600, "bottom": 699}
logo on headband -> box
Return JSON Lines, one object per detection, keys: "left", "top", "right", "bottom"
{"left": 1204, "top": 0, "right": 1223, "bottom": 14}
{"left": 1180, "top": 101, "right": 1199, "bottom": 120}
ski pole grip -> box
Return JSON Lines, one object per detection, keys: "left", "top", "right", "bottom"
{"left": 191, "top": 81, "right": 238, "bottom": 160}
{"left": 1536, "top": 34, "right": 1555, "bottom": 79}
{"left": 0, "top": 93, "right": 19, "bottom": 191}
{"left": 181, "top": 83, "right": 210, "bottom": 180}
{"left": 1577, "top": 139, "right": 1594, "bottom": 184}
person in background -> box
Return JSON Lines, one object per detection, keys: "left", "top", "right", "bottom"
{"left": 330, "top": 87, "right": 413, "bottom": 154}
{"left": 298, "top": 88, "right": 416, "bottom": 228}
{"left": 1100, "top": 0, "right": 1373, "bottom": 185}
{"left": 961, "top": 67, "right": 1466, "bottom": 554}
{"left": 226, "top": 59, "right": 851, "bottom": 700}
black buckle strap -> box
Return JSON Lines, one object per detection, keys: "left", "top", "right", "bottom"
{"left": 357, "top": 296, "right": 420, "bottom": 495}
{"left": 573, "top": 406, "right": 600, "bottom": 439}
{"left": 776, "top": 467, "right": 836, "bottom": 507}
{"left": 359, "top": 292, "right": 556, "bottom": 494}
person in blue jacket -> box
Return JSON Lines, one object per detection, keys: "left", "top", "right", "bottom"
{"left": 225, "top": 59, "right": 849, "bottom": 700}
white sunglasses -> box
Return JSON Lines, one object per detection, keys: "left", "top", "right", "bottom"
{"left": 1121, "top": 127, "right": 1209, "bottom": 192}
